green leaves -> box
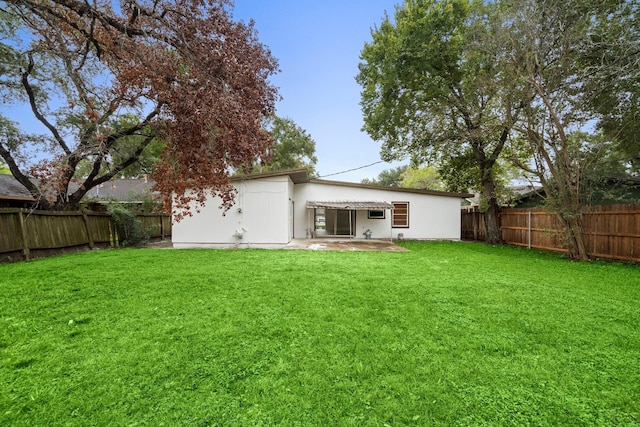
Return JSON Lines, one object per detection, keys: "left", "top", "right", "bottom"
{"left": 262, "top": 116, "right": 318, "bottom": 176}
{"left": 358, "top": 0, "right": 523, "bottom": 242}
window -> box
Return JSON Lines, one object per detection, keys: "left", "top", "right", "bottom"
{"left": 368, "top": 210, "right": 385, "bottom": 219}
{"left": 392, "top": 202, "right": 409, "bottom": 228}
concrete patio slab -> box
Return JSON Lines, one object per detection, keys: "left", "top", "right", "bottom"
{"left": 284, "top": 238, "right": 408, "bottom": 252}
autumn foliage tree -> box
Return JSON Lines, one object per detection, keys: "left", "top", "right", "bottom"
{"left": 0, "top": 0, "right": 278, "bottom": 218}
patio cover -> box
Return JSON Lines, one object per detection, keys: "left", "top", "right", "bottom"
{"left": 306, "top": 201, "right": 393, "bottom": 210}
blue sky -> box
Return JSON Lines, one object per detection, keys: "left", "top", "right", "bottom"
{"left": 232, "top": 0, "right": 404, "bottom": 182}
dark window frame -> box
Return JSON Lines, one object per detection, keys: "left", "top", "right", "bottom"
{"left": 368, "top": 209, "right": 385, "bottom": 219}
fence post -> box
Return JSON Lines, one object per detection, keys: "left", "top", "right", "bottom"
{"left": 17, "top": 210, "right": 30, "bottom": 261}
{"left": 528, "top": 211, "right": 532, "bottom": 249}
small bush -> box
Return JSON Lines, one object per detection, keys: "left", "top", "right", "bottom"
{"left": 107, "top": 203, "right": 150, "bottom": 247}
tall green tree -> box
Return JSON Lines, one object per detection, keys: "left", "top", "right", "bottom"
{"left": 581, "top": 0, "right": 640, "bottom": 170}
{"left": 400, "top": 165, "right": 444, "bottom": 190}
{"left": 361, "top": 165, "right": 408, "bottom": 187}
{"left": 74, "top": 114, "right": 165, "bottom": 179}
{"left": 254, "top": 116, "right": 318, "bottom": 176}
{"left": 357, "top": 0, "right": 525, "bottom": 244}
{"left": 500, "top": 0, "right": 636, "bottom": 259}
{"left": 362, "top": 164, "right": 445, "bottom": 189}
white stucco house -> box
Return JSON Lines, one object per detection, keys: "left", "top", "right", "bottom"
{"left": 172, "top": 169, "right": 471, "bottom": 248}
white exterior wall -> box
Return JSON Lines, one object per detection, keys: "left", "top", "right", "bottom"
{"left": 292, "top": 182, "right": 462, "bottom": 240}
{"left": 172, "top": 175, "right": 293, "bottom": 248}
{"left": 173, "top": 175, "right": 463, "bottom": 248}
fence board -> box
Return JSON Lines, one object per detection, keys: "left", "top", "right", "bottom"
{"left": 0, "top": 210, "right": 22, "bottom": 253}
{"left": 461, "top": 204, "right": 640, "bottom": 263}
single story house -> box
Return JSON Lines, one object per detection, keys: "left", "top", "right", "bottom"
{"left": 172, "top": 169, "right": 472, "bottom": 248}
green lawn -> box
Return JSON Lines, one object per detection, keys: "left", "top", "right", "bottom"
{"left": 1, "top": 242, "right": 639, "bottom": 426}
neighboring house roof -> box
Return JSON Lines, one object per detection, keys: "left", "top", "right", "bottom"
{"left": 0, "top": 174, "right": 156, "bottom": 204}
{"left": 81, "top": 178, "right": 156, "bottom": 202}
{"left": 464, "top": 184, "right": 543, "bottom": 207}
{"left": 0, "top": 174, "right": 35, "bottom": 201}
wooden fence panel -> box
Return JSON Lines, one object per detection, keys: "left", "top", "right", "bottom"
{"left": 24, "top": 211, "right": 88, "bottom": 249}
{"left": 87, "top": 214, "right": 116, "bottom": 245}
{"left": 461, "top": 204, "right": 640, "bottom": 262}
{"left": 0, "top": 210, "right": 22, "bottom": 253}
{"left": 139, "top": 215, "right": 163, "bottom": 238}
{"left": 501, "top": 208, "right": 567, "bottom": 252}
{"left": 0, "top": 209, "right": 171, "bottom": 262}
{"left": 582, "top": 205, "right": 640, "bottom": 262}
{"left": 460, "top": 208, "right": 486, "bottom": 241}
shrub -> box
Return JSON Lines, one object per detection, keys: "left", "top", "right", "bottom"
{"left": 107, "top": 203, "right": 150, "bottom": 247}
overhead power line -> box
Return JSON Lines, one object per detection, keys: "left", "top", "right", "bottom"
{"left": 318, "top": 160, "right": 385, "bottom": 179}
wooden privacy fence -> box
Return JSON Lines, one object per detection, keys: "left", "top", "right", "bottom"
{"left": 462, "top": 204, "right": 640, "bottom": 263}
{"left": 0, "top": 209, "right": 171, "bottom": 262}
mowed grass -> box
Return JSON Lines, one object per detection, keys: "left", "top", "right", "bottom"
{"left": 1, "top": 242, "right": 639, "bottom": 426}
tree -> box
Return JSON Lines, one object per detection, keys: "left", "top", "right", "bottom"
{"left": 243, "top": 115, "right": 318, "bottom": 176}
{"left": 499, "top": 0, "right": 635, "bottom": 259}
{"left": 357, "top": 0, "right": 526, "bottom": 244}
{"left": 362, "top": 164, "right": 445, "bottom": 189}
{"left": 581, "top": 0, "right": 640, "bottom": 170}
{"left": 361, "top": 165, "right": 408, "bottom": 187}
{"left": 400, "top": 165, "right": 444, "bottom": 190}
{"left": 74, "top": 114, "right": 166, "bottom": 179}
{"left": 0, "top": 0, "right": 278, "bottom": 218}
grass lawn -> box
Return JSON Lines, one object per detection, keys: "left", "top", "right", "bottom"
{"left": 1, "top": 241, "right": 639, "bottom": 426}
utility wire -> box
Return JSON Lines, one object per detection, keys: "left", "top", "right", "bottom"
{"left": 318, "top": 160, "right": 385, "bottom": 179}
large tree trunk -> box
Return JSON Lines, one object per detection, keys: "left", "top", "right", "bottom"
{"left": 559, "top": 212, "right": 589, "bottom": 261}
{"left": 481, "top": 177, "right": 503, "bottom": 244}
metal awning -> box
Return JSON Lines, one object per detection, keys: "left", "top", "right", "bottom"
{"left": 306, "top": 201, "right": 393, "bottom": 210}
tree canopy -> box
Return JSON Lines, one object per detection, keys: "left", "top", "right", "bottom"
{"left": 361, "top": 165, "right": 408, "bottom": 187}
{"left": 242, "top": 115, "right": 318, "bottom": 176}
{"left": 0, "top": 0, "right": 279, "bottom": 217}
{"left": 359, "top": 0, "right": 639, "bottom": 257}
{"left": 357, "top": 0, "right": 524, "bottom": 243}
{"left": 498, "top": 0, "right": 639, "bottom": 259}
{"left": 362, "top": 164, "right": 445, "bottom": 190}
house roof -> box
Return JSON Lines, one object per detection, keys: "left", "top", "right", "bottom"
{"left": 0, "top": 174, "right": 35, "bottom": 201}
{"left": 231, "top": 168, "right": 310, "bottom": 184}
{"left": 0, "top": 174, "right": 155, "bottom": 203}
{"left": 80, "top": 178, "right": 156, "bottom": 201}
{"left": 309, "top": 178, "right": 473, "bottom": 198}
{"left": 306, "top": 201, "right": 394, "bottom": 210}
{"left": 231, "top": 168, "right": 473, "bottom": 199}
